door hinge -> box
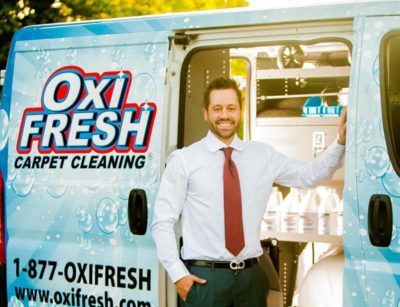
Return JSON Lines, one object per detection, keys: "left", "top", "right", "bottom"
{"left": 168, "top": 33, "right": 197, "bottom": 50}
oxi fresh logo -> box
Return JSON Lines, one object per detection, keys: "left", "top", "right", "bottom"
{"left": 17, "top": 66, "right": 156, "bottom": 154}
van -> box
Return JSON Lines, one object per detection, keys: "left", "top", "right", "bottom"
{"left": 1, "top": 1, "right": 400, "bottom": 306}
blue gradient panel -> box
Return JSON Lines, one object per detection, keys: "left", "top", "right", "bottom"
{"left": 1, "top": 19, "right": 169, "bottom": 307}
{"left": 355, "top": 15, "right": 400, "bottom": 307}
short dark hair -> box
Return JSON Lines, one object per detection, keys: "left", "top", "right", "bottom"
{"left": 203, "top": 77, "right": 242, "bottom": 109}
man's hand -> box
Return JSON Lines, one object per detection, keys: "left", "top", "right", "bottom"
{"left": 337, "top": 107, "right": 347, "bottom": 145}
{"left": 175, "top": 274, "right": 207, "bottom": 302}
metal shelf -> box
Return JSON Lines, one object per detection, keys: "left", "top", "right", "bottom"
{"left": 256, "top": 66, "right": 350, "bottom": 79}
{"left": 256, "top": 116, "right": 340, "bottom": 126}
{"left": 260, "top": 225, "right": 343, "bottom": 243}
{"left": 260, "top": 230, "right": 342, "bottom": 243}
{"left": 258, "top": 92, "right": 342, "bottom": 100}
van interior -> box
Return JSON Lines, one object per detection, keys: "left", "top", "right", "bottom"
{"left": 178, "top": 40, "right": 350, "bottom": 307}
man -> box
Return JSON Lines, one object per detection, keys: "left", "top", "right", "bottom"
{"left": 152, "top": 77, "right": 346, "bottom": 306}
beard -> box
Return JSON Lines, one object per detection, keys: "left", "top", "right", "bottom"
{"left": 207, "top": 119, "right": 239, "bottom": 142}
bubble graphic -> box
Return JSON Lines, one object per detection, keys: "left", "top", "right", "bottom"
{"left": 0, "top": 110, "right": 10, "bottom": 150}
{"left": 109, "top": 238, "right": 117, "bottom": 246}
{"left": 359, "top": 228, "right": 368, "bottom": 237}
{"left": 362, "top": 121, "right": 374, "bottom": 142}
{"left": 365, "top": 146, "right": 389, "bottom": 178}
{"left": 35, "top": 168, "right": 51, "bottom": 182}
{"left": 111, "top": 47, "right": 125, "bottom": 64}
{"left": 151, "top": 60, "right": 164, "bottom": 75}
{"left": 76, "top": 208, "right": 93, "bottom": 233}
{"left": 33, "top": 49, "right": 52, "bottom": 80}
{"left": 356, "top": 169, "right": 365, "bottom": 182}
{"left": 373, "top": 56, "right": 380, "bottom": 86}
{"left": 357, "top": 145, "right": 368, "bottom": 160}
{"left": 76, "top": 235, "right": 92, "bottom": 250}
{"left": 356, "top": 119, "right": 374, "bottom": 144}
{"left": 10, "top": 126, "right": 19, "bottom": 147}
{"left": 12, "top": 169, "right": 35, "bottom": 197}
{"left": 143, "top": 42, "right": 156, "bottom": 60}
{"left": 35, "top": 66, "right": 53, "bottom": 81}
{"left": 35, "top": 48, "right": 50, "bottom": 66}
{"left": 116, "top": 174, "right": 139, "bottom": 200}
{"left": 46, "top": 173, "right": 68, "bottom": 198}
{"left": 346, "top": 125, "right": 355, "bottom": 153}
{"left": 8, "top": 163, "right": 17, "bottom": 181}
{"left": 66, "top": 48, "right": 78, "bottom": 63}
{"left": 382, "top": 289, "right": 395, "bottom": 306}
{"left": 390, "top": 227, "right": 400, "bottom": 253}
{"left": 124, "top": 229, "right": 135, "bottom": 242}
{"left": 117, "top": 201, "right": 127, "bottom": 226}
{"left": 83, "top": 169, "right": 104, "bottom": 190}
{"left": 9, "top": 296, "right": 24, "bottom": 307}
{"left": 131, "top": 73, "right": 156, "bottom": 102}
{"left": 101, "top": 169, "right": 119, "bottom": 184}
{"left": 140, "top": 154, "right": 159, "bottom": 186}
{"left": 96, "top": 198, "right": 119, "bottom": 234}
{"left": 382, "top": 167, "right": 400, "bottom": 197}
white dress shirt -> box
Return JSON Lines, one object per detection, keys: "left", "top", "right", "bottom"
{"left": 152, "top": 131, "right": 345, "bottom": 283}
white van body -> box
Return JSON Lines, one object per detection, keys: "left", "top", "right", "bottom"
{"left": 1, "top": 1, "right": 400, "bottom": 306}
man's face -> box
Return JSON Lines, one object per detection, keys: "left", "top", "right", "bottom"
{"left": 203, "top": 88, "right": 241, "bottom": 144}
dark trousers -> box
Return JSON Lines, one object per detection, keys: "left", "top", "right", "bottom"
{"left": 181, "top": 263, "right": 269, "bottom": 307}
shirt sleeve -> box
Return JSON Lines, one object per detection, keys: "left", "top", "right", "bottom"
{"left": 270, "top": 140, "right": 345, "bottom": 189}
{"left": 151, "top": 150, "right": 190, "bottom": 283}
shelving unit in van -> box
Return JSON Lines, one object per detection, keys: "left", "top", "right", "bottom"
{"left": 260, "top": 227, "right": 342, "bottom": 244}
{"left": 254, "top": 66, "right": 349, "bottom": 118}
{"left": 251, "top": 46, "right": 349, "bottom": 307}
{"left": 256, "top": 65, "right": 350, "bottom": 81}
{"left": 252, "top": 61, "right": 348, "bottom": 186}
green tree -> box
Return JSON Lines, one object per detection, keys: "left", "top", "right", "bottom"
{"left": 0, "top": 0, "right": 248, "bottom": 69}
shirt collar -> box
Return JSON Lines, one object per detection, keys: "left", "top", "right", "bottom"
{"left": 205, "top": 131, "right": 245, "bottom": 152}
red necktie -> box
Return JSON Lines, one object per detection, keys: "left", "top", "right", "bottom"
{"left": 222, "top": 147, "right": 245, "bottom": 256}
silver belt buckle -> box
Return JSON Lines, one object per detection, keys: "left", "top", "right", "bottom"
{"left": 229, "top": 259, "right": 245, "bottom": 270}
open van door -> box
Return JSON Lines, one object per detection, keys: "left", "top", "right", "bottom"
{"left": 0, "top": 19, "right": 170, "bottom": 306}
{"left": 168, "top": 16, "right": 357, "bottom": 307}
{"left": 353, "top": 15, "right": 400, "bottom": 306}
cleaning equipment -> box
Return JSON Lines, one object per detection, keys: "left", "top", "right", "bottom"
{"left": 302, "top": 96, "right": 343, "bottom": 117}
{"left": 264, "top": 187, "right": 283, "bottom": 232}
{"left": 298, "top": 189, "right": 319, "bottom": 234}
{"left": 281, "top": 188, "right": 302, "bottom": 232}
{"left": 318, "top": 188, "right": 340, "bottom": 235}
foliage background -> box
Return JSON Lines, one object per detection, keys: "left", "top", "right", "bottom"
{"left": 0, "top": 0, "right": 248, "bottom": 69}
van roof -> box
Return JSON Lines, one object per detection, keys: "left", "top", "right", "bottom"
{"left": 9, "top": 1, "right": 400, "bottom": 45}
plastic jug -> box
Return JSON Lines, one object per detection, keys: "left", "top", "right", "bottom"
{"left": 281, "top": 188, "right": 302, "bottom": 232}
{"left": 318, "top": 188, "right": 339, "bottom": 235}
{"left": 264, "top": 187, "right": 283, "bottom": 232}
{"left": 299, "top": 189, "right": 319, "bottom": 234}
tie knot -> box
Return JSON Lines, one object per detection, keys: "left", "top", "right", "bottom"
{"left": 222, "top": 147, "right": 233, "bottom": 159}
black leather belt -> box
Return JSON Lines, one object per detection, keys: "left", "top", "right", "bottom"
{"left": 184, "top": 257, "right": 258, "bottom": 270}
